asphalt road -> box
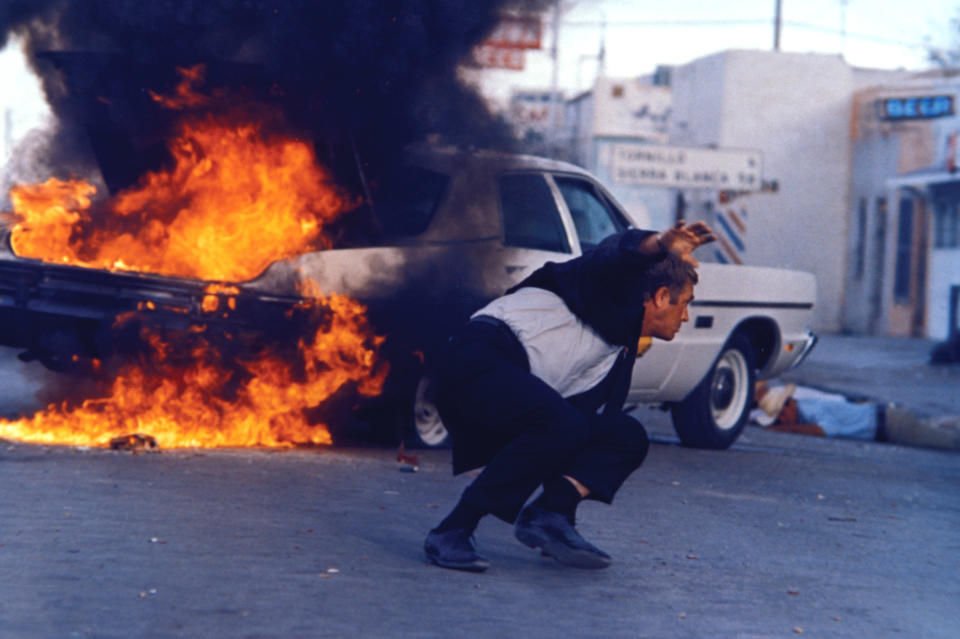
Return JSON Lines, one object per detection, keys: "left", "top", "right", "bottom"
{"left": 2, "top": 406, "right": 958, "bottom": 639}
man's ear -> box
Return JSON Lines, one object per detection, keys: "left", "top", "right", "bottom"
{"left": 652, "top": 286, "right": 672, "bottom": 308}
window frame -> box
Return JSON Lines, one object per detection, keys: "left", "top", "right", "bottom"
{"left": 497, "top": 171, "right": 575, "bottom": 255}
{"left": 550, "top": 173, "right": 632, "bottom": 251}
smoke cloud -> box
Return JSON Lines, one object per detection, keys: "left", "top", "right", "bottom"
{"left": 1, "top": 0, "right": 550, "bottom": 190}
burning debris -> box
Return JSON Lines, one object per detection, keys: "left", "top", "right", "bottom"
{"left": 0, "top": 1, "right": 549, "bottom": 448}
{"left": 109, "top": 432, "right": 157, "bottom": 452}
{"left": 0, "top": 287, "right": 389, "bottom": 448}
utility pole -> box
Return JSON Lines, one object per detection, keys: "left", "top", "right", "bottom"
{"left": 2, "top": 108, "right": 11, "bottom": 163}
{"left": 549, "top": 0, "right": 561, "bottom": 159}
{"left": 839, "top": 0, "right": 849, "bottom": 58}
{"left": 773, "top": 0, "right": 782, "bottom": 51}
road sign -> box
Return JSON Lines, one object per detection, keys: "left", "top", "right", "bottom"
{"left": 610, "top": 143, "right": 763, "bottom": 190}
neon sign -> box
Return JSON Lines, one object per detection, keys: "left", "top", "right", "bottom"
{"left": 877, "top": 95, "right": 954, "bottom": 121}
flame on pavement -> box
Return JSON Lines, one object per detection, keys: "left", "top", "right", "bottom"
{"left": 0, "top": 288, "right": 387, "bottom": 448}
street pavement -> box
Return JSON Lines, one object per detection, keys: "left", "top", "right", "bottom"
{"left": 1, "top": 412, "right": 959, "bottom": 638}
{"left": 1, "top": 342, "right": 959, "bottom": 638}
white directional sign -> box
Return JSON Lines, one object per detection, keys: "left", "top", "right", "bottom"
{"left": 610, "top": 143, "right": 763, "bottom": 191}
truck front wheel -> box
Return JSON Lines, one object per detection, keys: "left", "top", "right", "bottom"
{"left": 670, "top": 334, "right": 756, "bottom": 449}
{"left": 407, "top": 375, "right": 451, "bottom": 448}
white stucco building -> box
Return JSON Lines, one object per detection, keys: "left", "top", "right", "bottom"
{"left": 549, "top": 49, "right": 957, "bottom": 336}
{"left": 847, "top": 73, "right": 960, "bottom": 340}
{"left": 562, "top": 76, "right": 676, "bottom": 230}
{"left": 665, "top": 50, "right": 913, "bottom": 333}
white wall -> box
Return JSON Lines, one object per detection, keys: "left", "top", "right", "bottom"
{"left": 0, "top": 37, "right": 53, "bottom": 210}
{"left": 928, "top": 248, "right": 960, "bottom": 339}
{"left": 844, "top": 132, "right": 900, "bottom": 334}
{"left": 669, "top": 50, "right": 862, "bottom": 332}
{"left": 590, "top": 77, "right": 670, "bottom": 143}
{"left": 0, "top": 38, "right": 50, "bottom": 164}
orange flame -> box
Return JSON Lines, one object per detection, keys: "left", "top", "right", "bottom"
{"left": 148, "top": 64, "right": 211, "bottom": 110}
{"left": 0, "top": 93, "right": 390, "bottom": 449}
{"left": 9, "top": 113, "right": 351, "bottom": 282}
{"left": 0, "top": 291, "right": 388, "bottom": 448}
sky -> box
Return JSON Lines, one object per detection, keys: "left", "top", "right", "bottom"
{"left": 0, "top": 36, "right": 49, "bottom": 162}
{"left": 1, "top": 0, "right": 959, "bottom": 158}
{"left": 478, "top": 0, "right": 960, "bottom": 101}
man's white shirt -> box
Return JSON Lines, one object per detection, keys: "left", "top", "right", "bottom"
{"left": 473, "top": 287, "right": 623, "bottom": 398}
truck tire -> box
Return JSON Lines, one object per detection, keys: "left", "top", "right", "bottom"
{"left": 406, "top": 375, "right": 451, "bottom": 448}
{"left": 670, "top": 333, "right": 756, "bottom": 449}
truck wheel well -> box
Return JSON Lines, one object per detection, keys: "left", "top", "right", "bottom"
{"left": 732, "top": 317, "right": 778, "bottom": 370}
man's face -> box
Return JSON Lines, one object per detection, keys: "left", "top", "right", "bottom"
{"left": 641, "top": 281, "right": 695, "bottom": 341}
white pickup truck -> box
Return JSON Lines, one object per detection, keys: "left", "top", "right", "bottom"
{"left": 245, "top": 146, "right": 818, "bottom": 449}
{"left": 0, "top": 146, "right": 816, "bottom": 449}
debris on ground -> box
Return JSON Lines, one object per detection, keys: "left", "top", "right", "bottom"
{"left": 396, "top": 442, "right": 419, "bottom": 472}
{"left": 109, "top": 433, "right": 159, "bottom": 452}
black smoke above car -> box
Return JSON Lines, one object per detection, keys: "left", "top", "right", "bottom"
{"left": 0, "top": 0, "right": 549, "bottom": 190}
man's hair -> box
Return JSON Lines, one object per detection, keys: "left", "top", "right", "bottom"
{"left": 640, "top": 253, "right": 698, "bottom": 303}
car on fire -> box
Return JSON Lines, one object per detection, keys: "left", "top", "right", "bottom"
{"left": 0, "top": 145, "right": 816, "bottom": 450}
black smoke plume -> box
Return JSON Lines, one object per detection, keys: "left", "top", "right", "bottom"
{"left": 1, "top": 0, "right": 550, "bottom": 191}
{"left": 0, "top": 1, "right": 556, "bottom": 442}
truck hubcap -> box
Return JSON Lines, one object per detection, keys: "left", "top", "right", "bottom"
{"left": 710, "top": 348, "right": 750, "bottom": 432}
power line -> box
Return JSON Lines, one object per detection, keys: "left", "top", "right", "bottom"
{"left": 787, "top": 21, "right": 928, "bottom": 49}
{"left": 562, "top": 18, "right": 932, "bottom": 51}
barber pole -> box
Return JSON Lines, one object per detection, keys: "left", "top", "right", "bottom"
{"left": 713, "top": 191, "right": 747, "bottom": 265}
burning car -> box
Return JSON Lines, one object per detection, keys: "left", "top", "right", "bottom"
{"left": 0, "top": 3, "right": 813, "bottom": 451}
{"left": 0, "top": 138, "right": 816, "bottom": 450}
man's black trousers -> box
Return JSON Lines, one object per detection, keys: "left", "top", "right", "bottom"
{"left": 436, "top": 318, "right": 650, "bottom": 524}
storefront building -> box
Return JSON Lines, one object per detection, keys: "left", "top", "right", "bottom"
{"left": 847, "top": 75, "right": 960, "bottom": 340}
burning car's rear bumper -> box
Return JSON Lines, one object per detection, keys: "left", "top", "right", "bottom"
{"left": 0, "top": 252, "right": 313, "bottom": 368}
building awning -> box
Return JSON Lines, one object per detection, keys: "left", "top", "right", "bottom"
{"left": 886, "top": 165, "right": 960, "bottom": 189}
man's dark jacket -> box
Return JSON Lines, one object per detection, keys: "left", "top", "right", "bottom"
{"left": 504, "top": 229, "right": 662, "bottom": 414}
{"left": 445, "top": 230, "right": 666, "bottom": 474}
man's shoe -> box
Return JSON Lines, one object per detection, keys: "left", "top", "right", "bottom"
{"left": 424, "top": 527, "right": 490, "bottom": 572}
{"left": 514, "top": 505, "right": 612, "bottom": 569}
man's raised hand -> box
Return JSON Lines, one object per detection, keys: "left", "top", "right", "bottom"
{"left": 658, "top": 220, "right": 715, "bottom": 267}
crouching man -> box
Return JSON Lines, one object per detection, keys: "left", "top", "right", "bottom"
{"left": 424, "top": 222, "right": 714, "bottom": 572}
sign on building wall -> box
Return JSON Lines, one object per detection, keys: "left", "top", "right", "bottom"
{"left": 484, "top": 16, "right": 542, "bottom": 50}
{"left": 609, "top": 143, "right": 763, "bottom": 190}
{"left": 509, "top": 90, "right": 562, "bottom": 131}
{"left": 876, "top": 95, "right": 954, "bottom": 121}
{"left": 474, "top": 46, "right": 526, "bottom": 70}
{"left": 473, "top": 15, "right": 542, "bottom": 71}
{"left": 593, "top": 79, "right": 670, "bottom": 143}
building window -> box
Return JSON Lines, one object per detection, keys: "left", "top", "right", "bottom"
{"left": 893, "top": 197, "right": 914, "bottom": 302}
{"left": 854, "top": 198, "right": 867, "bottom": 279}
{"left": 934, "top": 199, "right": 959, "bottom": 248}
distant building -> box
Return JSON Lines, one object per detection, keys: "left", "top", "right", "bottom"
{"left": 507, "top": 89, "right": 565, "bottom": 158}
{"left": 665, "top": 50, "right": 911, "bottom": 333}
{"left": 506, "top": 49, "right": 957, "bottom": 338}
{"left": 847, "top": 72, "right": 960, "bottom": 340}
{"left": 561, "top": 75, "right": 676, "bottom": 230}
